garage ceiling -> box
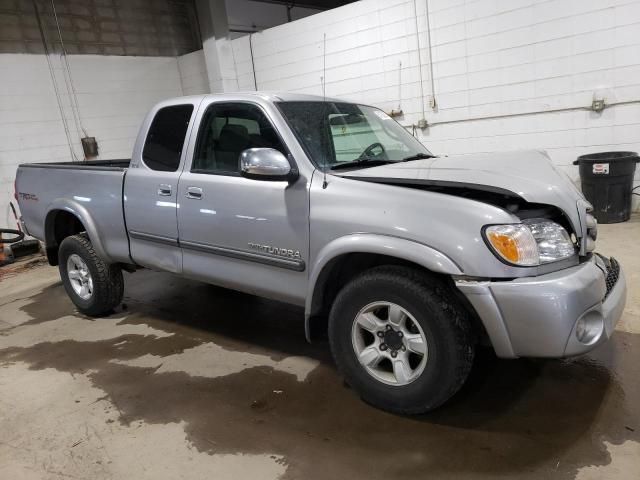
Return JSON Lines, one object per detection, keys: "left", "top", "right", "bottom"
{"left": 249, "top": 0, "right": 358, "bottom": 10}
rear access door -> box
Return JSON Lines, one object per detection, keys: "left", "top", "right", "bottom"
{"left": 123, "top": 98, "right": 200, "bottom": 273}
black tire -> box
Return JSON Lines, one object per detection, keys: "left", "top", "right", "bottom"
{"left": 328, "top": 266, "right": 474, "bottom": 414}
{"left": 58, "top": 234, "right": 124, "bottom": 316}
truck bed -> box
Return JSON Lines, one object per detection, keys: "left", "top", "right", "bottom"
{"left": 16, "top": 159, "right": 132, "bottom": 264}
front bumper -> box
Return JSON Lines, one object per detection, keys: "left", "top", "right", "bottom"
{"left": 456, "top": 255, "right": 627, "bottom": 358}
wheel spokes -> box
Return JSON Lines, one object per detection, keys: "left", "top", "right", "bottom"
{"left": 405, "top": 334, "right": 426, "bottom": 355}
{"left": 66, "top": 254, "right": 93, "bottom": 300}
{"left": 358, "top": 345, "right": 383, "bottom": 367}
{"left": 388, "top": 304, "right": 406, "bottom": 328}
{"left": 68, "top": 269, "right": 81, "bottom": 281}
{"left": 356, "top": 312, "right": 382, "bottom": 332}
{"left": 392, "top": 355, "right": 412, "bottom": 384}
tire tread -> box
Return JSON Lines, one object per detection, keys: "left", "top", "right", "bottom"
{"left": 329, "top": 265, "right": 474, "bottom": 414}
{"left": 59, "top": 234, "right": 124, "bottom": 316}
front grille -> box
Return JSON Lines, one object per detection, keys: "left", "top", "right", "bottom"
{"left": 604, "top": 257, "right": 620, "bottom": 299}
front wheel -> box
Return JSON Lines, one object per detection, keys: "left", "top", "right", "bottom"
{"left": 328, "top": 266, "right": 475, "bottom": 414}
{"left": 58, "top": 234, "right": 124, "bottom": 316}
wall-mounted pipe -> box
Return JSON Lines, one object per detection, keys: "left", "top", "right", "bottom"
{"left": 428, "top": 98, "right": 640, "bottom": 127}
{"left": 33, "top": 0, "right": 80, "bottom": 162}
{"left": 412, "top": 0, "right": 426, "bottom": 123}
{"left": 413, "top": 0, "right": 437, "bottom": 127}
{"left": 51, "top": 0, "right": 89, "bottom": 142}
{"left": 401, "top": 98, "right": 640, "bottom": 131}
{"left": 424, "top": 0, "right": 436, "bottom": 110}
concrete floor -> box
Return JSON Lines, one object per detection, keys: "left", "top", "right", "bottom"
{"left": 0, "top": 216, "right": 638, "bottom": 480}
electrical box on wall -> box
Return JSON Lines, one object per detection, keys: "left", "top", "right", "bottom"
{"left": 591, "top": 98, "right": 606, "bottom": 112}
{"left": 81, "top": 137, "right": 98, "bottom": 159}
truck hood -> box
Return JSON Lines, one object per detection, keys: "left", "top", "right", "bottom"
{"left": 337, "top": 150, "right": 587, "bottom": 224}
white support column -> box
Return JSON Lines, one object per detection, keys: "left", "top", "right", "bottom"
{"left": 195, "top": 0, "right": 239, "bottom": 93}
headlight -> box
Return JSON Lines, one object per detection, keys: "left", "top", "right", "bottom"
{"left": 523, "top": 219, "right": 576, "bottom": 263}
{"left": 484, "top": 219, "right": 575, "bottom": 266}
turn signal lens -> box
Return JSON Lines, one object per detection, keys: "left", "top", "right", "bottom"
{"left": 485, "top": 225, "right": 539, "bottom": 266}
{"left": 487, "top": 232, "right": 518, "bottom": 262}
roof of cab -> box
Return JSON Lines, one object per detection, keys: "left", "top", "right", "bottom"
{"left": 171, "top": 91, "right": 349, "bottom": 104}
{"left": 232, "top": 91, "right": 347, "bottom": 103}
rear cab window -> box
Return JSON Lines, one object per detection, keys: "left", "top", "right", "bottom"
{"left": 142, "top": 105, "right": 194, "bottom": 172}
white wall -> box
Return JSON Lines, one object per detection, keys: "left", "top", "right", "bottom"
{"left": 178, "top": 50, "right": 210, "bottom": 95}
{"left": 229, "top": 0, "right": 640, "bottom": 211}
{"left": 0, "top": 54, "right": 184, "bottom": 228}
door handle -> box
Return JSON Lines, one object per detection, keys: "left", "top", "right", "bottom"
{"left": 186, "top": 186, "right": 203, "bottom": 200}
{"left": 158, "top": 184, "right": 172, "bottom": 196}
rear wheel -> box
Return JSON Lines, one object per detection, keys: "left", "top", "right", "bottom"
{"left": 328, "top": 266, "right": 475, "bottom": 414}
{"left": 58, "top": 234, "right": 124, "bottom": 316}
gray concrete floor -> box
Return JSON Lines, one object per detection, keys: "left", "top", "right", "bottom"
{"left": 0, "top": 216, "right": 638, "bottom": 480}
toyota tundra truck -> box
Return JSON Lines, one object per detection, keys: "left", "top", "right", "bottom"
{"left": 15, "top": 92, "right": 627, "bottom": 413}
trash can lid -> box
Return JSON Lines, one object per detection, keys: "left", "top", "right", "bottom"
{"left": 575, "top": 151, "right": 638, "bottom": 164}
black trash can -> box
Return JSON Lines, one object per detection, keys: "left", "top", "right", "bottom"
{"left": 573, "top": 151, "right": 639, "bottom": 224}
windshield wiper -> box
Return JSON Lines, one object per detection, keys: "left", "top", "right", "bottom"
{"left": 329, "top": 153, "right": 436, "bottom": 170}
{"left": 399, "top": 153, "right": 436, "bottom": 162}
{"left": 329, "top": 157, "right": 395, "bottom": 170}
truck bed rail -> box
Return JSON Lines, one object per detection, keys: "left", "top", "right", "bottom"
{"left": 18, "top": 159, "right": 130, "bottom": 171}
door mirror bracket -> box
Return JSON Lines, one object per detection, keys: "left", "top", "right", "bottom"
{"left": 240, "top": 148, "right": 298, "bottom": 182}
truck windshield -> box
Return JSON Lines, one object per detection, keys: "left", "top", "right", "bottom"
{"left": 277, "top": 101, "right": 433, "bottom": 170}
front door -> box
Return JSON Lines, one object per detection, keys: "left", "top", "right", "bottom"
{"left": 124, "top": 102, "right": 196, "bottom": 273}
{"left": 177, "top": 101, "right": 309, "bottom": 305}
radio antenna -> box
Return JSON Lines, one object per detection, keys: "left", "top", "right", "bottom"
{"left": 322, "top": 32, "right": 328, "bottom": 189}
{"left": 322, "top": 33, "right": 327, "bottom": 100}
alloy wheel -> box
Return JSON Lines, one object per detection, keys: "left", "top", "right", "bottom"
{"left": 351, "top": 301, "right": 428, "bottom": 386}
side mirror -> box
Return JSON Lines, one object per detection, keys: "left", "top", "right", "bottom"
{"left": 239, "top": 148, "right": 297, "bottom": 182}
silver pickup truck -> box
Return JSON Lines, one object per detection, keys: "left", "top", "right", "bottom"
{"left": 16, "top": 92, "right": 627, "bottom": 413}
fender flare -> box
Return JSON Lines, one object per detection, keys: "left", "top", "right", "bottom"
{"left": 44, "top": 198, "right": 112, "bottom": 263}
{"left": 304, "top": 233, "right": 463, "bottom": 339}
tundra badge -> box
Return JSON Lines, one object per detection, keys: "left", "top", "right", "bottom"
{"left": 248, "top": 242, "right": 301, "bottom": 259}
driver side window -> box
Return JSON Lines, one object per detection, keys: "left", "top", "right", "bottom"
{"left": 192, "top": 103, "right": 286, "bottom": 174}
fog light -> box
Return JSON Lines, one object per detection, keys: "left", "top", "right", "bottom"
{"left": 575, "top": 311, "right": 604, "bottom": 345}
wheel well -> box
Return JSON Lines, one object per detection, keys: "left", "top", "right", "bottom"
{"left": 45, "top": 210, "right": 86, "bottom": 266}
{"left": 307, "top": 253, "right": 488, "bottom": 345}
{"left": 308, "top": 253, "right": 429, "bottom": 340}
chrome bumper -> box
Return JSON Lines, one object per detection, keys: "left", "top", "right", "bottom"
{"left": 456, "top": 255, "right": 627, "bottom": 358}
